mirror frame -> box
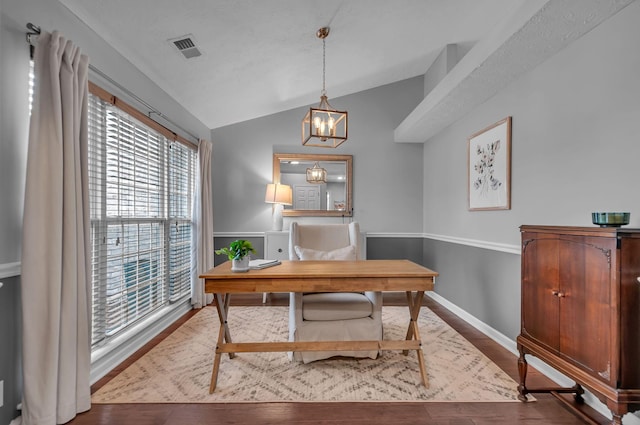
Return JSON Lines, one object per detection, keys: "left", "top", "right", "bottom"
{"left": 273, "top": 153, "right": 353, "bottom": 217}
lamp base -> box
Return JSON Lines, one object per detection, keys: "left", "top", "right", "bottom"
{"left": 272, "top": 203, "right": 284, "bottom": 231}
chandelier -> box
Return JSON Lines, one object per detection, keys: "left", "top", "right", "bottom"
{"left": 306, "top": 162, "right": 327, "bottom": 183}
{"left": 302, "top": 27, "right": 348, "bottom": 148}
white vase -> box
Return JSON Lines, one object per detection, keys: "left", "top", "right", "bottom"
{"left": 231, "top": 257, "right": 250, "bottom": 272}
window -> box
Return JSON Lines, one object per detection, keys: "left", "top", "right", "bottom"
{"left": 27, "top": 65, "right": 196, "bottom": 349}
{"left": 88, "top": 93, "right": 196, "bottom": 347}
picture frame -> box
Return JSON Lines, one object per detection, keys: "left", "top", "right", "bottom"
{"left": 468, "top": 117, "right": 511, "bottom": 211}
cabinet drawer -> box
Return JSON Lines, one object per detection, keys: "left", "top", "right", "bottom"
{"left": 265, "top": 231, "right": 289, "bottom": 260}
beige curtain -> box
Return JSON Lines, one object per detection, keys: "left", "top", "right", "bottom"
{"left": 21, "top": 31, "right": 91, "bottom": 424}
{"left": 191, "top": 139, "right": 214, "bottom": 308}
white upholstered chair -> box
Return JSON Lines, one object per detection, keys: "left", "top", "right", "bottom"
{"left": 288, "top": 222, "right": 383, "bottom": 363}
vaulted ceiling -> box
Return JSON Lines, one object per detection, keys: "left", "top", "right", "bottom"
{"left": 57, "top": 0, "right": 635, "bottom": 138}
{"left": 58, "top": 0, "right": 524, "bottom": 129}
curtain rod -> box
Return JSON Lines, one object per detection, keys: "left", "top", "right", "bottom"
{"left": 26, "top": 23, "right": 200, "bottom": 146}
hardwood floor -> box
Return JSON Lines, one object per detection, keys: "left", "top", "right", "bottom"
{"left": 71, "top": 293, "right": 608, "bottom": 424}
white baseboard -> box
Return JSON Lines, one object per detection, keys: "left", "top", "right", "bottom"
{"left": 427, "top": 292, "right": 640, "bottom": 424}
{"left": 90, "top": 299, "right": 192, "bottom": 384}
{"left": 427, "top": 292, "right": 518, "bottom": 355}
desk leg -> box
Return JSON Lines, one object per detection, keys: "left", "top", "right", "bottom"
{"left": 210, "top": 293, "right": 234, "bottom": 394}
{"left": 403, "top": 290, "right": 429, "bottom": 388}
{"left": 209, "top": 323, "right": 225, "bottom": 393}
{"left": 411, "top": 315, "right": 429, "bottom": 388}
{"left": 403, "top": 290, "right": 424, "bottom": 353}
{"left": 214, "top": 293, "right": 235, "bottom": 359}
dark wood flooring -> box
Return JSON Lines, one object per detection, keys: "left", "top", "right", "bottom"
{"left": 70, "top": 293, "right": 609, "bottom": 424}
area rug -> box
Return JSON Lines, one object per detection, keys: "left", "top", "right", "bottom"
{"left": 92, "top": 306, "right": 523, "bottom": 403}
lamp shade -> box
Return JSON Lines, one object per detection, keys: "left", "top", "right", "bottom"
{"left": 265, "top": 183, "right": 292, "bottom": 205}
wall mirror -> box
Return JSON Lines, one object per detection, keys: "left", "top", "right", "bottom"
{"left": 273, "top": 153, "right": 353, "bottom": 217}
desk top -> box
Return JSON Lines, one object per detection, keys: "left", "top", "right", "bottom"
{"left": 201, "top": 259, "right": 438, "bottom": 293}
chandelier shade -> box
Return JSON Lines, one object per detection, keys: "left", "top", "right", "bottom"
{"left": 306, "top": 162, "right": 327, "bottom": 183}
{"left": 302, "top": 27, "right": 348, "bottom": 148}
{"left": 302, "top": 97, "right": 348, "bottom": 148}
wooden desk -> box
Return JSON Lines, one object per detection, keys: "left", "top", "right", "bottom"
{"left": 201, "top": 259, "right": 438, "bottom": 393}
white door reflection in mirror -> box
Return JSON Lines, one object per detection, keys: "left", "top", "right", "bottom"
{"left": 293, "top": 184, "right": 321, "bottom": 210}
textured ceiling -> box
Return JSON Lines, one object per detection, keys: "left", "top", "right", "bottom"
{"left": 57, "top": 0, "right": 524, "bottom": 129}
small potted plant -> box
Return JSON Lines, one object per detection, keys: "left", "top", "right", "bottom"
{"left": 215, "top": 239, "right": 256, "bottom": 272}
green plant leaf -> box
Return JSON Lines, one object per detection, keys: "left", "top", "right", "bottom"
{"left": 215, "top": 239, "right": 256, "bottom": 261}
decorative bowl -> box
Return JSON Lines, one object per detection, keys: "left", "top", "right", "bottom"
{"left": 591, "top": 212, "right": 630, "bottom": 227}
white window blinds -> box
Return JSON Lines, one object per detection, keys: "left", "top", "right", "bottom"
{"left": 88, "top": 93, "right": 196, "bottom": 347}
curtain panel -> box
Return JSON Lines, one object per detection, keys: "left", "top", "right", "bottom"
{"left": 21, "top": 31, "right": 92, "bottom": 424}
{"left": 191, "top": 139, "right": 214, "bottom": 308}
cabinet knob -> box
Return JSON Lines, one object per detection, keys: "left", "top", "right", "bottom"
{"left": 637, "top": 277, "right": 640, "bottom": 284}
{"left": 552, "top": 289, "right": 559, "bottom": 296}
{"left": 278, "top": 248, "right": 283, "bottom": 253}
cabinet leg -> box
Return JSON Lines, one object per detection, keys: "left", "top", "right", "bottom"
{"left": 573, "top": 384, "right": 584, "bottom": 404}
{"left": 607, "top": 401, "right": 627, "bottom": 425}
{"left": 517, "top": 346, "right": 529, "bottom": 402}
{"left": 518, "top": 347, "right": 622, "bottom": 425}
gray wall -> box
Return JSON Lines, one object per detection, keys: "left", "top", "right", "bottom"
{"left": 211, "top": 77, "right": 425, "bottom": 234}
{"left": 423, "top": 240, "right": 521, "bottom": 339}
{"left": 0, "top": 277, "right": 21, "bottom": 425}
{"left": 367, "top": 237, "right": 424, "bottom": 264}
{"left": 0, "top": 0, "right": 209, "bottom": 422}
{"left": 422, "top": 3, "right": 640, "bottom": 338}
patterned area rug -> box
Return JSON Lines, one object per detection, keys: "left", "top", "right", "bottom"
{"left": 92, "top": 306, "right": 523, "bottom": 403}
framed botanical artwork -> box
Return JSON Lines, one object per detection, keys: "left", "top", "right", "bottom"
{"left": 468, "top": 117, "right": 511, "bottom": 211}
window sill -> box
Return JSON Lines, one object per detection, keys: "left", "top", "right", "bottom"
{"left": 90, "top": 297, "right": 192, "bottom": 384}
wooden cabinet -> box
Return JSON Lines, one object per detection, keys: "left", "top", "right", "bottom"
{"left": 517, "top": 225, "right": 640, "bottom": 424}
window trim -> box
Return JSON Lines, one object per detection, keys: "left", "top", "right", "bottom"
{"left": 88, "top": 82, "right": 195, "bottom": 149}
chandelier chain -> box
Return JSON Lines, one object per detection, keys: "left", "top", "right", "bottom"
{"left": 322, "top": 37, "right": 326, "bottom": 96}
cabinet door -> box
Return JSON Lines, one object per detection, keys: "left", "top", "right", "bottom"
{"left": 620, "top": 236, "right": 640, "bottom": 388}
{"left": 558, "top": 236, "right": 613, "bottom": 384}
{"left": 522, "top": 235, "right": 561, "bottom": 351}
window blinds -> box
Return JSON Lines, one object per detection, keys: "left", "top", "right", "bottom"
{"left": 88, "top": 94, "right": 196, "bottom": 347}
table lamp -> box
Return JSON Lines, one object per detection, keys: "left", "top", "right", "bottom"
{"left": 265, "top": 183, "right": 292, "bottom": 231}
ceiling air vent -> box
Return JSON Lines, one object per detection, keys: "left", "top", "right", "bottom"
{"left": 169, "top": 34, "right": 202, "bottom": 59}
